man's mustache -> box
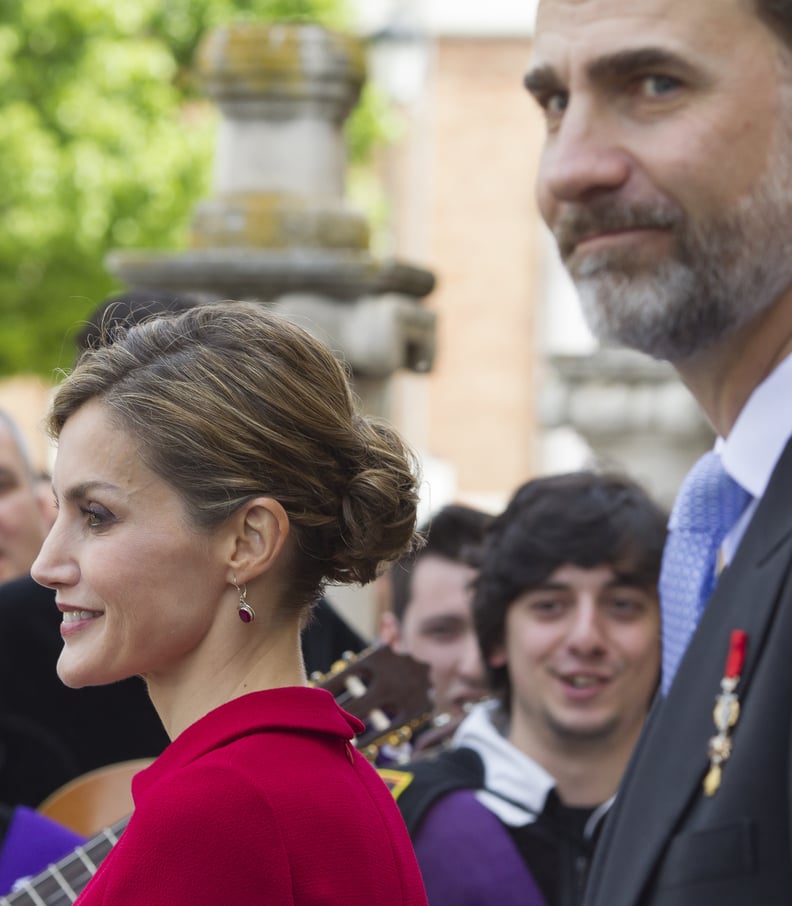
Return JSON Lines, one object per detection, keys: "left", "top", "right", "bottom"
{"left": 554, "top": 202, "right": 681, "bottom": 261}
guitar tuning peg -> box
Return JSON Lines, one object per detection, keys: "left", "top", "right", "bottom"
{"left": 329, "top": 649, "right": 360, "bottom": 676}
{"left": 399, "top": 727, "right": 414, "bottom": 743}
{"left": 411, "top": 712, "right": 432, "bottom": 731}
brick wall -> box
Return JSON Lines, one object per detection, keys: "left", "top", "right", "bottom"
{"left": 386, "top": 36, "right": 547, "bottom": 508}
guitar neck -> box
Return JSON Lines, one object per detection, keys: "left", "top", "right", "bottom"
{"left": 0, "top": 817, "right": 128, "bottom": 905}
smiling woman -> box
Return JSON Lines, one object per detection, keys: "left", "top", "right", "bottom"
{"left": 30, "top": 301, "right": 428, "bottom": 906}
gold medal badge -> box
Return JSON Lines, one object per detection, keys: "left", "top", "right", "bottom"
{"left": 703, "top": 629, "right": 746, "bottom": 796}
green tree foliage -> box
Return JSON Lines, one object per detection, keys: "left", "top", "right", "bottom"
{"left": 0, "top": 0, "right": 385, "bottom": 377}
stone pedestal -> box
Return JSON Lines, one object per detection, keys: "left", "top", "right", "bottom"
{"left": 106, "top": 22, "right": 437, "bottom": 635}
{"left": 541, "top": 349, "right": 715, "bottom": 508}
{"left": 106, "top": 22, "right": 436, "bottom": 397}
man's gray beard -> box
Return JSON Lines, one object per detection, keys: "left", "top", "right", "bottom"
{"left": 566, "top": 142, "right": 792, "bottom": 363}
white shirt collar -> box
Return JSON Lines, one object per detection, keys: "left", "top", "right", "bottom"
{"left": 453, "top": 700, "right": 556, "bottom": 826}
{"left": 720, "top": 351, "right": 792, "bottom": 498}
{"left": 710, "top": 352, "right": 792, "bottom": 563}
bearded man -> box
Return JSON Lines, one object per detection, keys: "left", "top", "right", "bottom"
{"left": 525, "top": 0, "right": 792, "bottom": 903}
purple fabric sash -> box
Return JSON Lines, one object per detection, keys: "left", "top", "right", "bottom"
{"left": 413, "top": 789, "right": 548, "bottom": 905}
{"left": 0, "top": 806, "right": 85, "bottom": 896}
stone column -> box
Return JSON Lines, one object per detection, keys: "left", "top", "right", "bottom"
{"left": 106, "top": 22, "right": 437, "bottom": 634}
{"left": 106, "top": 22, "right": 436, "bottom": 418}
{"left": 541, "top": 348, "right": 715, "bottom": 508}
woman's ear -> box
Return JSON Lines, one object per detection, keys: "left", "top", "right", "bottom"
{"left": 227, "top": 497, "right": 290, "bottom": 583}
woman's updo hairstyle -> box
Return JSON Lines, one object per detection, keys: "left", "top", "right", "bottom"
{"left": 48, "top": 301, "right": 421, "bottom": 609}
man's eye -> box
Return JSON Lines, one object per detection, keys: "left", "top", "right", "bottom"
{"left": 544, "top": 91, "right": 569, "bottom": 116}
{"left": 607, "top": 597, "right": 644, "bottom": 619}
{"left": 639, "top": 75, "right": 681, "bottom": 98}
{"left": 529, "top": 598, "right": 563, "bottom": 615}
{"left": 424, "top": 625, "right": 462, "bottom": 642}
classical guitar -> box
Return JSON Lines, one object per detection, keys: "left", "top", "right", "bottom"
{"left": 2, "top": 819, "right": 125, "bottom": 906}
{"left": 314, "top": 644, "right": 432, "bottom": 760}
{"left": 38, "top": 759, "right": 152, "bottom": 839}
{"left": 1, "top": 646, "right": 431, "bottom": 905}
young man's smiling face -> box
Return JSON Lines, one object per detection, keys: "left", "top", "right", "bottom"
{"left": 490, "top": 563, "right": 659, "bottom": 755}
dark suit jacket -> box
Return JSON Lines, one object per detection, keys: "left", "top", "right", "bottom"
{"left": 0, "top": 576, "right": 366, "bottom": 808}
{"left": 584, "top": 438, "right": 792, "bottom": 906}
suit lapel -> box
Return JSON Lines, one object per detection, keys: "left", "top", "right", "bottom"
{"left": 589, "top": 439, "right": 792, "bottom": 906}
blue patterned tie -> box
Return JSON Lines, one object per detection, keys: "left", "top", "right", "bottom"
{"left": 660, "top": 451, "right": 751, "bottom": 695}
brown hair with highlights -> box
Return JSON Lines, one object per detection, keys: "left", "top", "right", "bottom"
{"left": 48, "top": 301, "right": 421, "bottom": 611}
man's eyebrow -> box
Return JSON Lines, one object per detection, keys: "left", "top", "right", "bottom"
{"left": 523, "top": 63, "right": 564, "bottom": 98}
{"left": 524, "top": 47, "right": 695, "bottom": 97}
{"left": 606, "top": 573, "right": 652, "bottom": 590}
{"left": 420, "top": 614, "right": 467, "bottom": 626}
{"left": 524, "top": 581, "right": 568, "bottom": 593}
{"left": 586, "top": 47, "right": 696, "bottom": 83}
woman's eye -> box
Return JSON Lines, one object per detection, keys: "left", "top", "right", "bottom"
{"left": 81, "top": 504, "right": 112, "bottom": 529}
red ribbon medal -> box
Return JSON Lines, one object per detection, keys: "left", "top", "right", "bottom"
{"left": 703, "top": 629, "right": 747, "bottom": 796}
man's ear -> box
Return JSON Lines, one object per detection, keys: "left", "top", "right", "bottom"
{"left": 488, "top": 643, "right": 507, "bottom": 669}
{"left": 227, "top": 497, "right": 290, "bottom": 583}
{"left": 379, "top": 610, "right": 404, "bottom": 650}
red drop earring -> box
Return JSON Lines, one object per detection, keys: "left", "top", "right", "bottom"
{"left": 232, "top": 575, "right": 256, "bottom": 623}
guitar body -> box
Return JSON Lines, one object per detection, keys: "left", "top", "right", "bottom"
{"left": 37, "top": 759, "right": 153, "bottom": 837}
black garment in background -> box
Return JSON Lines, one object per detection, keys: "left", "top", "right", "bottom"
{"left": 0, "top": 575, "right": 367, "bottom": 808}
{"left": 302, "top": 595, "right": 368, "bottom": 677}
{"left": 508, "top": 790, "right": 597, "bottom": 906}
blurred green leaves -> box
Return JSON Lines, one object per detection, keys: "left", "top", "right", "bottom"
{"left": 0, "top": 0, "right": 386, "bottom": 377}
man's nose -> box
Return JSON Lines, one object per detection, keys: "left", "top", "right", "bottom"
{"left": 457, "top": 632, "right": 486, "bottom": 684}
{"left": 537, "top": 100, "right": 630, "bottom": 210}
{"left": 566, "top": 600, "right": 607, "bottom": 655}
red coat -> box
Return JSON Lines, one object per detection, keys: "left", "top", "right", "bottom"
{"left": 76, "top": 687, "right": 428, "bottom": 904}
